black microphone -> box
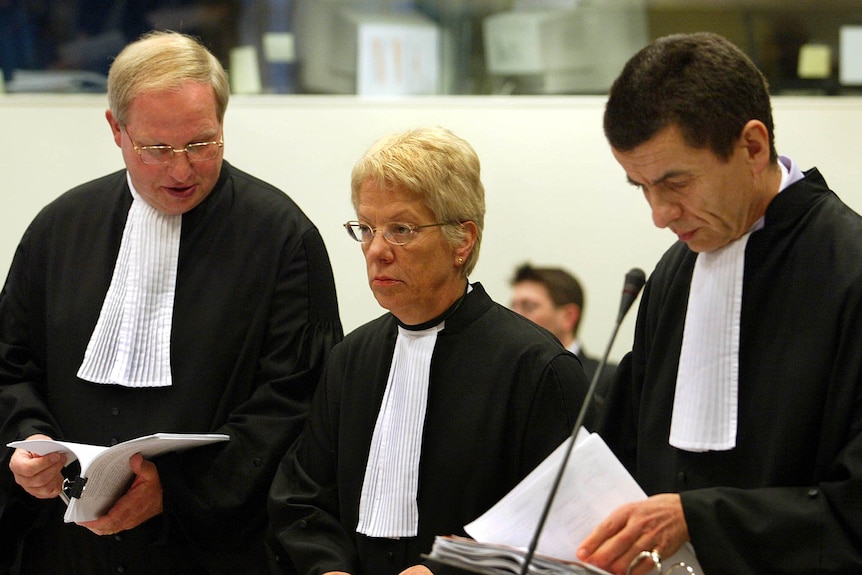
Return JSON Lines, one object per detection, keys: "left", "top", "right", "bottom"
{"left": 618, "top": 268, "right": 647, "bottom": 324}
{"left": 518, "top": 268, "right": 646, "bottom": 575}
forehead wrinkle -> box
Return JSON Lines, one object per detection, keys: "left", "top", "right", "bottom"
{"left": 357, "top": 204, "right": 424, "bottom": 223}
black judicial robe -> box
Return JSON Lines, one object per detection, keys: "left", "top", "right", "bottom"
{"left": 0, "top": 162, "right": 343, "bottom": 574}
{"left": 577, "top": 350, "right": 617, "bottom": 426}
{"left": 599, "top": 169, "right": 862, "bottom": 573}
{"left": 267, "top": 283, "right": 588, "bottom": 575}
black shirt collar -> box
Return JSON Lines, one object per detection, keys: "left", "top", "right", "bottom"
{"left": 396, "top": 282, "right": 470, "bottom": 331}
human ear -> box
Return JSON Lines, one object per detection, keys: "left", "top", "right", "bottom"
{"left": 560, "top": 303, "right": 581, "bottom": 332}
{"left": 454, "top": 221, "right": 478, "bottom": 264}
{"left": 106, "top": 110, "right": 122, "bottom": 148}
{"left": 740, "top": 119, "right": 771, "bottom": 172}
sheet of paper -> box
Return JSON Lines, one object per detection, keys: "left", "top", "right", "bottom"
{"left": 465, "top": 430, "right": 703, "bottom": 572}
{"left": 9, "top": 439, "right": 105, "bottom": 471}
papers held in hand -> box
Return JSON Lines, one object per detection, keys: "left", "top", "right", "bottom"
{"left": 427, "top": 429, "right": 703, "bottom": 575}
{"left": 8, "top": 433, "right": 229, "bottom": 523}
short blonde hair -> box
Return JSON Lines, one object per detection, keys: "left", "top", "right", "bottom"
{"left": 107, "top": 31, "right": 230, "bottom": 126}
{"left": 351, "top": 126, "right": 486, "bottom": 277}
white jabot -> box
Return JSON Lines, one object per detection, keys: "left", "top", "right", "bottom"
{"left": 77, "top": 175, "right": 181, "bottom": 387}
{"left": 669, "top": 228, "right": 752, "bottom": 451}
{"left": 357, "top": 322, "right": 443, "bottom": 538}
{"left": 670, "top": 156, "right": 803, "bottom": 452}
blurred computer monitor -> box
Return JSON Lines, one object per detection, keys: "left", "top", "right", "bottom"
{"left": 483, "top": 0, "right": 648, "bottom": 94}
{"left": 294, "top": 0, "right": 440, "bottom": 95}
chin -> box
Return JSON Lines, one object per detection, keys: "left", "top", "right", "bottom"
{"left": 371, "top": 291, "right": 393, "bottom": 311}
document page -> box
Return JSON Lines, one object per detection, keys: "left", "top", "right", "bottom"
{"left": 464, "top": 430, "right": 702, "bottom": 572}
{"left": 11, "top": 439, "right": 107, "bottom": 473}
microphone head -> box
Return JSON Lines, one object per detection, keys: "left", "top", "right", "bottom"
{"left": 624, "top": 268, "right": 646, "bottom": 293}
{"left": 617, "top": 267, "right": 646, "bottom": 323}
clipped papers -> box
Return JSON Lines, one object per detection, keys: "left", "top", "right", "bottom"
{"left": 8, "top": 433, "right": 229, "bottom": 523}
{"left": 429, "top": 535, "right": 612, "bottom": 575}
{"left": 427, "top": 430, "right": 703, "bottom": 574}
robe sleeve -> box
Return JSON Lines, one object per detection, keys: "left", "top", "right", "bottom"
{"left": 155, "top": 225, "right": 343, "bottom": 571}
{"left": 0, "top": 224, "right": 62, "bottom": 444}
{"left": 267, "top": 355, "right": 361, "bottom": 575}
{"left": 0, "top": 225, "right": 64, "bottom": 571}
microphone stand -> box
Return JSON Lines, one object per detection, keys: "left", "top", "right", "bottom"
{"left": 517, "top": 269, "right": 645, "bottom": 575}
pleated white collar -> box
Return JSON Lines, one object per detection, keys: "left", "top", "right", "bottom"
{"left": 77, "top": 174, "right": 181, "bottom": 387}
{"left": 670, "top": 156, "right": 803, "bottom": 452}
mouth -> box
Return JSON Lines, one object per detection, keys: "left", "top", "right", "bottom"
{"left": 165, "top": 185, "right": 196, "bottom": 198}
{"left": 674, "top": 229, "right": 695, "bottom": 242}
{"left": 372, "top": 276, "right": 400, "bottom": 287}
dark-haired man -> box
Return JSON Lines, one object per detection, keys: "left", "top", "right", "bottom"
{"left": 578, "top": 32, "right": 862, "bottom": 575}
{"left": 510, "top": 263, "right": 617, "bottom": 427}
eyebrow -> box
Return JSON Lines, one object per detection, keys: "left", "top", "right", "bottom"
{"left": 356, "top": 211, "right": 417, "bottom": 223}
{"left": 627, "top": 169, "right": 691, "bottom": 188}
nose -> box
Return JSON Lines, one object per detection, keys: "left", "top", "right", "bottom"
{"left": 166, "top": 150, "right": 195, "bottom": 179}
{"left": 363, "top": 229, "right": 393, "bottom": 259}
{"left": 647, "top": 192, "right": 681, "bottom": 229}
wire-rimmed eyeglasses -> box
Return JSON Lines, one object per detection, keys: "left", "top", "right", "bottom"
{"left": 125, "top": 128, "right": 223, "bottom": 165}
{"left": 344, "top": 220, "right": 454, "bottom": 246}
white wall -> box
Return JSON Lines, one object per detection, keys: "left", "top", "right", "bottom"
{"left": 2, "top": 95, "right": 862, "bottom": 360}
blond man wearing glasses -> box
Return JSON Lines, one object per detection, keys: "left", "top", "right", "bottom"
{"left": 0, "top": 31, "right": 342, "bottom": 574}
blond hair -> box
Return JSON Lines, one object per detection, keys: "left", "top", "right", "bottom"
{"left": 107, "top": 31, "right": 230, "bottom": 126}
{"left": 351, "top": 126, "right": 485, "bottom": 277}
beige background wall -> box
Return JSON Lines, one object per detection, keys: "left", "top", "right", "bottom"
{"left": 2, "top": 95, "right": 861, "bottom": 360}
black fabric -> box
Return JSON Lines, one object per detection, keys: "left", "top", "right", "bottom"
{"left": 0, "top": 162, "right": 343, "bottom": 574}
{"left": 268, "top": 283, "right": 590, "bottom": 575}
{"left": 577, "top": 350, "right": 617, "bottom": 429}
{"left": 598, "top": 169, "right": 862, "bottom": 574}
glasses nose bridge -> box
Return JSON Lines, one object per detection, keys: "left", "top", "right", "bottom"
{"left": 168, "top": 146, "right": 196, "bottom": 160}
{"left": 346, "top": 222, "right": 406, "bottom": 246}
{"left": 367, "top": 225, "right": 394, "bottom": 246}
{"left": 165, "top": 147, "right": 196, "bottom": 170}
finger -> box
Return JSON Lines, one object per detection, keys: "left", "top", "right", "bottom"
{"left": 625, "top": 549, "right": 663, "bottom": 575}
{"left": 80, "top": 519, "right": 118, "bottom": 537}
{"left": 129, "top": 453, "right": 157, "bottom": 480}
{"left": 11, "top": 453, "right": 67, "bottom": 498}
{"left": 582, "top": 516, "right": 653, "bottom": 572}
{"left": 578, "top": 510, "right": 629, "bottom": 557}
{"left": 11, "top": 450, "right": 64, "bottom": 477}
{"left": 80, "top": 507, "right": 124, "bottom": 537}
{"left": 78, "top": 454, "right": 164, "bottom": 535}
{"left": 601, "top": 531, "right": 665, "bottom": 575}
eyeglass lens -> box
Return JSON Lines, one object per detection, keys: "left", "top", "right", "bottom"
{"left": 139, "top": 142, "right": 221, "bottom": 164}
{"left": 346, "top": 222, "right": 416, "bottom": 245}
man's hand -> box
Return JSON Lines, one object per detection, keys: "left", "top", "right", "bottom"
{"left": 576, "top": 493, "right": 689, "bottom": 575}
{"left": 9, "top": 433, "right": 67, "bottom": 500}
{"left": 398, "top": 565, "right": 433, "bottom": 575}
{"left": 80, "top": 453, "right": 164, "bottom": 536}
